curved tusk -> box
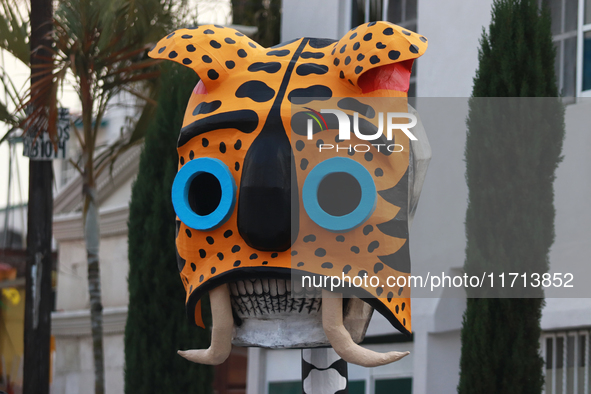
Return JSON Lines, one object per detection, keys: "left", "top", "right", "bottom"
{"left": 321, "top": 289, "right": 410, "bottom": 367}
{"left": 178, "top": 284, "right": 233, "bottom": 365}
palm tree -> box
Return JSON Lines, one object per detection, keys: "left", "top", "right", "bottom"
{"left": 1, "top": 0, "right": 187, "bottom": 392}
{"left": 50, "top": 2, "right": 188, "bottom": 392}
{"left": 0, "top": 0, "right": 28, "bottom": 133}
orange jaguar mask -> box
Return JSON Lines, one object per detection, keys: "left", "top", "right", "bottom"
{"left": 149, "top": 21, "right": 428, "bottom": 338}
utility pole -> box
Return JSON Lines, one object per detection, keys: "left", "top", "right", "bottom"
{"left": 23, "top": 0, "right": 53, "bottom": 393}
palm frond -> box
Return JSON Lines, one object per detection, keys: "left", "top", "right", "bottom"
{"left": 94, "top": 96, "right": 157, "bottom": 177}
{"left": 7, "top": 0, "right": 190, "bottom": 174}
{"left": 0, "top": 65, "right": 27, "bottom": 127}
{"left": 0, "top": 0, "right": 30, "bottom": 65}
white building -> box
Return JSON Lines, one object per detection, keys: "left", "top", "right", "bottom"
{"left": 246, "top": 1, "right": 591, "bottom": 394}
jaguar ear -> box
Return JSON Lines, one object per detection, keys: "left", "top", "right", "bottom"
{"left": 332, "top": 21, "right": 427, "bottom": 92}
{"left": 149, "top": 25, "right": 264, "bottom": 92}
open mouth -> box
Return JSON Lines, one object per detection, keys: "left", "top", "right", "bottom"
{"left": 229, "top": 278, "right": 373, "bottom": 348}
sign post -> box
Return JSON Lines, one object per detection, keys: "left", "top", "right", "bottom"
{"left": 23, "top": 0, "right": 54, "bottom": 392}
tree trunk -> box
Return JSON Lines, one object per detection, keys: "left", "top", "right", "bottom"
{"left": 85, "top": 184, "right": 105, "bottom": 394}
{"left": 79, "top": 51, "right": 104, "bottom": 393}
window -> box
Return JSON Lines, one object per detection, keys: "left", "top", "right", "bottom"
{"left": 385, "top": 0, "right": 417, "bottom": 32}
{"left": 584, "top": 2, "right": 591, "bottom": 91}
{"left": 375, "top": 377, "right": 413, "bottom": 394}
{"left": 268, "top": 381, "right": 301, "bottom": 394}
{"left": 349, "top": 380, "right": 366, "bottom": 394}
{"left": 351, "top": 0, "right": 417, "bottom": 31}
{"left": 544, "top": 0, "right": 591, "bottom": 98}
{"left": 351, "top": 0, "right": 419, "bottom": 96}
{"left": 542, "top": 329, "right": 590, "bottom": 394}
{"left": 545, "top": 0, "right": 578, "bottom": 97}
{"left": 352, "top": 0, "right": 384, "bottom": 25}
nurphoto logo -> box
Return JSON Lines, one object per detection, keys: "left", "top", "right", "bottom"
{"left": 306, "top": 109, "right": 418, "bottom": 153}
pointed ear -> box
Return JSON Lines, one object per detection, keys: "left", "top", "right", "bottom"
{"left": 331, "top": 21, "right": 427, "bottom": 92}
{"left": 149, "top": 25, "right": 264, "bottom": 92}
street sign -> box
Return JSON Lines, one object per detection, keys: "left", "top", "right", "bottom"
{"left": 23, "top": 108, "right": 70, "bottom": 160}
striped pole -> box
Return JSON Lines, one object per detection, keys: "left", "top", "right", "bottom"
{"left": 302, "top": 348, "right": 349, "bottom": 394}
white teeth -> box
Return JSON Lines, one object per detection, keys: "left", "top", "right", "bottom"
{"left": 269, "top": 279, "right": 278, "bottom": 296}
{"left": 229, "top": 279, "right": 323, "bottom": 316}
{"left": 253, "top": 279, "right": 264, "bottom": 295}
{"left": 277, "top": 279, "right": 287, "bottom": 295}
{"left": 261, "top": 278, "right": 270, "bottom": 293}
{"left": 244, "top": 279, "right": 254, "bottom": 294}
{"left": 223, "top": 280, "right": 373, "bottom": 348}
{"left": 236, "top": 280, "right": 247, "bottom": 295}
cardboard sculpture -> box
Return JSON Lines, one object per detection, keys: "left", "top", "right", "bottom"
{"left": 148, "top": 21, "right": 430, "bottom": 367}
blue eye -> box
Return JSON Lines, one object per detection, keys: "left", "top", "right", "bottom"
{"left": 302, "top": 157, "right": 377, "bottom": 233}
{"left": 172, "top": 158, "right": 236, "bottom": 231}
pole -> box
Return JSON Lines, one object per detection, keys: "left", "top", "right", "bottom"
{"left": 302, "top": 348, "right": 349, "bottom": 394}
{"left": 23, "top": 0, "right": 53, "bottom": 393}
{"left": 3, "top": 140, "right": 12, "bottom": 247}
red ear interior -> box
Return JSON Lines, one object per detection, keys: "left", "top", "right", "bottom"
{"left": 193, "top": 80, "right": 208, "bottom": 95}
{"left": 357, "top": 59, "right": 414, "bottom": 94}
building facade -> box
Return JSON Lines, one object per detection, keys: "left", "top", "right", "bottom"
{"left": 50, "top": 99, "right": 139, "bottom": 393}
{"left": 244, "top": 1, "right": 591, "bottom": 394}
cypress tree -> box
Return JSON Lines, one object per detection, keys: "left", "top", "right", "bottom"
{"left": 124, "top": 63, "right": 213, "bottom": 394}
{"left": 458, "top": 1, "right": 564, "bottom": 393}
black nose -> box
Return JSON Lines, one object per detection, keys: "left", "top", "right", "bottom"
{"left": 237, "top": 113, "right": 299, "bottom": 251}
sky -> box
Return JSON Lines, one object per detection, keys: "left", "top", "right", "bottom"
{"left": 0, "top": 0, "right": 232, "bottom": 209}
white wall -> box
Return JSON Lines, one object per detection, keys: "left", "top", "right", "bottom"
{"left": 51, "top": 141, "right": 135, "bottom": 394}
{"left": 281, "top": 0, "right": 351, "bottom": 42}
{"left": 52, "top": 219, "right": 130, "bottom": 394}
{"left": 100, "top": 177, "right": 135, "bottom": 209}
{"left": 424, "top": 331, "right": 462, "bottom": 394}
{"left": 281, "top": 0, "right": 493, "bottom": 96}
{"left": 52, "top": 334, "right": 125, "bottom": 394}
{"left": 417, "top": 0, "right": 493, "bottom": 97}
{"left": 547, "top": 99, "right": 591, "bottom": 293}
{"left": 0, "top": 142, "right": 29, "bottom": 210}
{"left": 408, "top": 98, "right": 469, "bottom": 298}
{"left": 54, "top": 234, "right": 129, "bottom": 311}
{"left": 540, "top": 98, "right": 591, "bottom": 327}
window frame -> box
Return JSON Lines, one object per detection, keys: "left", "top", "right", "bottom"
{"left": 541, "top": 328, "right": 590, "bottom": 394}
{"left": 576, "top": 0, "right": 591, "bottom": 96}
